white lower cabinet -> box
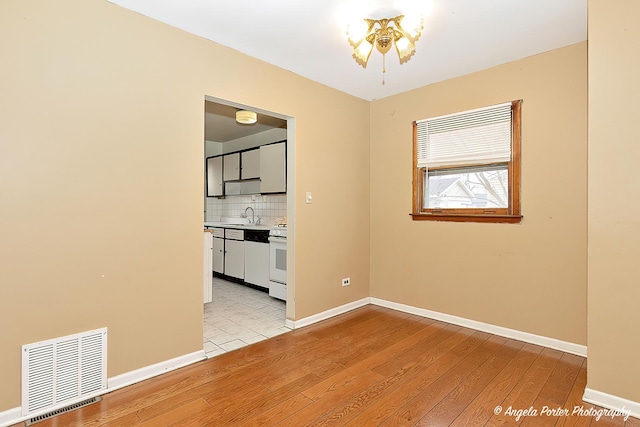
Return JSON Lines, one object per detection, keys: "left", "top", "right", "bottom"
{"left": 212, "top": 237, "right": 224, "bottom": 274}
{"left": 203, "top": 232, "right": 213, "bottom": 304}
{"left": 224, "top": 230, "right": 245, "bottom": 279}
{"left": 211, "top": 228, "right": 225, "bottom": 275}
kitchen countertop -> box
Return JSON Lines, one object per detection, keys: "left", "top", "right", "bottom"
{"left": 204, "top": 221, "right": 271, "bottom": 231}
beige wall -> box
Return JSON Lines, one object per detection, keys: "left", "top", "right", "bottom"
{"left": 588, "top": 0, "right": 640, "bottom": 403}
{"left": 370, "top": 43, "right": 588, "bottom": 345}
{"left": 8, "top": 0, "right": 638, "bottom": 416}
{"left": 0, "top": 0, "right": 370, "bottom": 411}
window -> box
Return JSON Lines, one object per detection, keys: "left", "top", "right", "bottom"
{"left": 412, "top": 100, "right": 522, "bottom": 223}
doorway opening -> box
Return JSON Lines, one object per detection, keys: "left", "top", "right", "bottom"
{"left": 202, "top": 95, "right": 295, "bottom": 358}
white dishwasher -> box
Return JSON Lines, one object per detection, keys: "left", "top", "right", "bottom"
{"left": 244, "top": 229, "right": 270, "bottom": 289}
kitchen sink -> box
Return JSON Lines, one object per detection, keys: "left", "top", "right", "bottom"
{"left": 220, "top": 216, "right": 250, "bottom": 225}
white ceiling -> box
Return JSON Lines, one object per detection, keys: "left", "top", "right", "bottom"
{"left": 107, "top": 0, "right": 587, "bottom": 101}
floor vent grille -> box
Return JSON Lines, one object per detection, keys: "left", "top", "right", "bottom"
{"left": 21, "top": 328, "right": 107, "bottom": 417}
{"left": 24, "top": 396, "right": 102, "bottom": 426}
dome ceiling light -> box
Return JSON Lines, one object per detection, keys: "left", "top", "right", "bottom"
{"left": 236, "top": 110, "right": 257, "bottom": 125}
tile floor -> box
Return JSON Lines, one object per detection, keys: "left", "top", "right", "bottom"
{"left": 203, "top": 277, "right": 289, "bottom": 358}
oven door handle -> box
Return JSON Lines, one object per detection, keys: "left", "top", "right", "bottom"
{"left": 268, "top": 237, "right": 287, "bottom": 243}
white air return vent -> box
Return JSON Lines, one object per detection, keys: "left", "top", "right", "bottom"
{"left": 21, "top": 328, "right": 107, "bottom": 417}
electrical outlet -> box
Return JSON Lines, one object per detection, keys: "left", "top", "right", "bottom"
{"left": 342, "top": 277, "right": 351, "bottom": 287}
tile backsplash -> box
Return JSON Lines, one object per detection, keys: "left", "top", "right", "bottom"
{"left": 206, "top": 194, "right": 287, "bottom": 224}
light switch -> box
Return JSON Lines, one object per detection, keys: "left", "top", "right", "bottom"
{"left": 305, "top": 192, "right": 312, "bottom": 204}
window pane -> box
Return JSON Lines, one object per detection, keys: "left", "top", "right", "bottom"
{"left": 424, "top": 164, "right": 508, "bottom": 209}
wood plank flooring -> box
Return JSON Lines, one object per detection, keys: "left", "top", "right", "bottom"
{"left": 15, "top": 306, "right": 637, "bottom": 426}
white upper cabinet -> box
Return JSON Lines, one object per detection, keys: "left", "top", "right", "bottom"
{"left": 208, "top": 143, "right": 285, "bottom": 195}
{"left": 223, "top": 152, "right": 240, "bottom": 181}
{"left": 241, "top": 148, "right": 260, "bottom": 179}
{"left": 206, "top": 156, "right": 223, "bottom": 197}
{"left": 260, "top": 142, "right": 286, "bottom": 193}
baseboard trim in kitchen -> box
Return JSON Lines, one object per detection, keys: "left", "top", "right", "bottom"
{"left": 583, "top": 388, "right": 640, "bottom": 420}
{"left": 0, "top": 350, "right": 206, "bottom": 427}
{"left": 370, "top": 298, "right": 588, "bottom": 357}
{"left": 108, "top": 350, "right": 206, "bottom": 392}
{"left": 289, "top": 298, "right": 370, "bottom": 329}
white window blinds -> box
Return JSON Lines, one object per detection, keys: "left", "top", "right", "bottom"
{"left": 416, "top": 102, "right": 513, "bottom": 168}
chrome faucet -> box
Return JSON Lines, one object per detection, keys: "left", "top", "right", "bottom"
{"left": 244, "top": 206, "right": 255, "bottom": 224}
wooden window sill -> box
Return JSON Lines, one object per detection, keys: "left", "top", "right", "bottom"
{"left": 410, "top": 213, "right": 523, "bottom": 224}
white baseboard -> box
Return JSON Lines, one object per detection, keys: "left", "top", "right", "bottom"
{"left": 0, "top": 407, "right": 21, "bottom": 427}
{"left": 370, "top": 298, "right": 587, "bottom": 357}
{"left": 289, "top": 298, "right": 370, "bottom": 329}
{"left": 0, "top": 349, "right": 206, "bottom": 427}
{"left": 108, "top": 350, "right": 205, "bottom": 391}
{"left": 583, "top": 388, "right": 640, "bottom": 420}
{"left": 284, "top": 319, "right": 295, "bottom": 329}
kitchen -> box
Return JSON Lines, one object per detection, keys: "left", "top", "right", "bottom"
{"left": 202, "top": 100, "right": 290, "bottom": 358}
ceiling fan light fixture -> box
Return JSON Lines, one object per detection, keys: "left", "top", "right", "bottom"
{"left": 236, "top": 110, "right": 257, "bottom": 124}
{"left": 353, "top": 39, "right": 374, "bottom": 67}
{"left": 398, "top": 14, "right": 423, "bottom": 40}
{"left": 395, "top": 36, "right": 417, "bottom": 64}
{"left": 347, "top": 14, "right": 424, "bottom": 84}
{"left": 347, "top": 20, "right": 369, "bottom": 47}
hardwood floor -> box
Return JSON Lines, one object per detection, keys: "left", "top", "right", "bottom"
{"left": 16, "top": 306, "right": 638, "bottom": 426}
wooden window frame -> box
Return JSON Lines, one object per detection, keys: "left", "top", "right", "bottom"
{"left": 411, "top": 100, "right": 522, "bottom": 224}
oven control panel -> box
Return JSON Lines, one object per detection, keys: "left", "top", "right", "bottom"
{"left": 269, "top": 227, "right": 287, "bottom": 238}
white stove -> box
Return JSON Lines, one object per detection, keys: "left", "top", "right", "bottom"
{"left": 268, "top": 226, "right": 287, "bottom": 301}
